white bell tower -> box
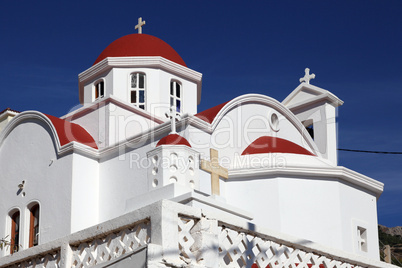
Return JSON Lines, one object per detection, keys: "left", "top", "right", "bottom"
{"left": 283, "top": 68, "right": 343, "bottom": 165}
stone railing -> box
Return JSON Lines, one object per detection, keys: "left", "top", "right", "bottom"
{"left": 0, "top": 200, "right": 397, "bottom": 268}
{"left": 70, "top": 220, "right": 150, "bottom": 267}
{"left": 176, "top": 215, "right": 393, "bottom": 268}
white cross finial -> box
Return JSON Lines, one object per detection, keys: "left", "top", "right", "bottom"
{"left": 165, "top": 106, "right": 181, "bottom": 134}
{"left": 135, "top": 17, "right": 146, "bottom": 34}
{"left": 299, "top": 68, "right": 316, "bottom": 84}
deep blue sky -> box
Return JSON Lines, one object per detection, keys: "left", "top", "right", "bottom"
{"left": 1, "top": 1, "right": 401, "bottom": 227}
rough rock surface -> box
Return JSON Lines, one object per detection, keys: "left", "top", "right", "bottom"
{"left": 379, "top": 225, "right": 402, "bottom": 237}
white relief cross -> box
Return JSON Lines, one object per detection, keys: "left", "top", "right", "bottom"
{"left": 135, "top": 17, "right": 146, "bottom": 34}
{"left": 357, "top": 227, "right": 367, "bottom": 252}
{"left": 165, "top": 106, "right": 181, "bottom": 134}
{"left": 299, "top": 68, "right": 316, "bottom": 84}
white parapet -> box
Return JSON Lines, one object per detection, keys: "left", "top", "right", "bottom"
{"left": 0, "top": 200, "right": 396, "bottom": 268}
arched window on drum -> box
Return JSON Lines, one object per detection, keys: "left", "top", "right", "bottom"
{"left": 130, "top": 73, "right": 146, "bottom": 110}
{"left": 170, "top": 80, "right": 182, "bottom": 113}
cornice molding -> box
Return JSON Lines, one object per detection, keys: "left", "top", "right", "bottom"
{"left": 171, "top": 191, "right": 254, "bottom": 220}
{"left": 287, "top": 92, "right": 344, "bottom": 112}
{"left": 78, "top": 56, "right": 203, "bottom": 104}
{"left": 62, "top": 95, "right": 165, "bottom": 124}
{"left": 0, "top": 111, "right": 61, "bottom": 148}
{"left": 79, "top": 56, "right": 202, "bottom": 82}
{"left": 0, "top": 110, "right": 19, "bottom": 121}
{"left": 97, "top": 120, "right": 172, "bottom": 158}
{"left": 282, "top": 83, "right": 344, "bottom": 109}
{"left": 229, "top": 165, "right": 384, "bottom": 198}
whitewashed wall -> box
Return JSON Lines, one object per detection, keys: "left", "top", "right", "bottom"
{"left": 97, "top": 143, "right": 153, "bottom": 223}
{"left": 0, "top": 118, "right": 73, "bottom": 257}
{"left": 225, "top": 173, "right": 379, "bottom": 259}
{"left": 70, "top": 154, "right": 99, "bottom": 233}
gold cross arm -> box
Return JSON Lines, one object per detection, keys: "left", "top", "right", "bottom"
{"left": 200, "top": 149, "right": 228, "bottom": 196}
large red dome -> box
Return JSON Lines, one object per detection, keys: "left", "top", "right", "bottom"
{"left": 93, "top": 34, "right": 186, "bottom": 67}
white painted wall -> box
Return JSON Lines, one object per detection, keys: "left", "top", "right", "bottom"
{"left": 338, "top": 181, "right": 380, "bottom": 258}
{"left": 291, "top": 102, "right": 338, "bottom": 165}
{"left": 68, "top": 101, "right": 159, "bottom": 149}
{"left": 0, "top": 119, "right": 73, "bottom": 256}
{"left": 224, "top": 175, "right": 379, "bottom": 259}
{"left": 107, "top": 102, "right": 159, "bottom": 147}
{"left": 70, "top": 153, "right": 99, "bottom": 233}
{"left": 97, "top": 143, "right": 153, "bottom": 223}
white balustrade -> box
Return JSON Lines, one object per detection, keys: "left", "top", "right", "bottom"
{"left": 71, "top": 220, "right": 150, "bottom": 268}
{"left": 0, "top": 200, "right": 396, "bottom": 268}
{"left": 3, "top": 251, "right": 60, "bottom": 268}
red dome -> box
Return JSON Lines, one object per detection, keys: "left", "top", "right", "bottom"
{"left": 156, "top": 134, "right": 191, "bottom": 147}
{"left": 242, "top": 136, "right": 314, "bottom": 156}
{"left": 93, "top": 34, "right": 186, "bottom": 67}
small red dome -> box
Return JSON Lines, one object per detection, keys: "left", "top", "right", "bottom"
{"left": 242, "top": 136, "right": 314, "bottom": 156}
{"left": 156, "top": 134, "right": 191, "bottom": 147}
{"left": 93, "top": 34, "right": 186, "bottom": 67}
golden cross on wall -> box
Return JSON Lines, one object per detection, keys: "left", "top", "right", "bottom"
{"left": 135, "top": 17, "right": 146, "bottom": 34}
{"left": 200, "top": 148, "right": 228, "bottom": 196}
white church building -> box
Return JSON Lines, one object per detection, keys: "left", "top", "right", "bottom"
{"left": 0, "top": 19, "right": 394, "bottom": 268}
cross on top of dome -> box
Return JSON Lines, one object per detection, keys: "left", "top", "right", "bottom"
{"left": 135, "top": 17, "right": 146, "bottom": 34}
